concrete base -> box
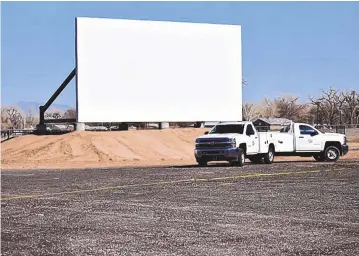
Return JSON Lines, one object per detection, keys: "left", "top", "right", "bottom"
{"left": 75, "top": 122, "right": 86, "bottom": 131}
{"left": 158, "top": 122, "right": 169, "bottom": 129}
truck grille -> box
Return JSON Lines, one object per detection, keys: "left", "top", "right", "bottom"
{"left": 202, "top": 151, "right": 224, "bottom": 155}
{"left": 196, "top": 139, "right": 231, "bottom": 149}
{"left": 196, "top": 143, "right": 230, "bottom": 149}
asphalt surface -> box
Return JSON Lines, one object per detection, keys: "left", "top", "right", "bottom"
{"left": 1, "top": 159, "right": 359, "bottom": 256}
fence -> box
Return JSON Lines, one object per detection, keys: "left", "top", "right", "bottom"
{"left": 1, "top": 128, "right": 73, "bottom": 142}
{"left": 1, "top": 129, "right": 34, "bottom": 141}
{"left": 315, "top": 125, "right": 346, "bottom": 135}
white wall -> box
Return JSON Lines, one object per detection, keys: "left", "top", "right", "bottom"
{"left": 76, "top": 17, "right": 242, "bottom": 122}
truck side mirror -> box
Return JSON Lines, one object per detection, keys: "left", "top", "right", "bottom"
{"left": 204, "top": 131, "right": 209, "bottom": 135}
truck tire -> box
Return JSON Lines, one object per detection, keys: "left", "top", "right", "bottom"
{"left": 230, "top": 148, "right": 245, "bottom": 167}
{"left": 263, "top": 146, "right": 275, "bottom": 164}
{"left": 197, "top": 159, "right": 208, "bottom": 166}
{"left": 313, "top": 154, "right": 325, "bottom": 162}
{"left": 324, "top": 146, "right": 340, "bottom": 162}
{"left": 248, "top": 155, "right": 263, "bottom": 164}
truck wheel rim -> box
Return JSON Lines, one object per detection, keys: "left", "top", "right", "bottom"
{"left": 269, "top": 151, "right": 274, "bottom": 161}
{"left": 327, "top": 149, "right": 337, "bottom": 159}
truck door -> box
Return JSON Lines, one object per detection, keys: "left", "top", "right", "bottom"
{"left": 296, "top": 125, "right": 322, "bottom": 151}
{"left": 246, "top": 124, "right": 259, "bottom": 154}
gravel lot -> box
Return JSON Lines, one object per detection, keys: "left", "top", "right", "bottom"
{"left": 2, "top": 160, "right": 359, "bottom": 256}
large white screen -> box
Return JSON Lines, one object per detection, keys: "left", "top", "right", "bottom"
{"left": 76, "top": 17, "right": 242, "bottom": 122}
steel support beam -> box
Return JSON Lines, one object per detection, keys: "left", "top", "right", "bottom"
{"left": 39, "top": 68, "right": 76, "bottom": 125}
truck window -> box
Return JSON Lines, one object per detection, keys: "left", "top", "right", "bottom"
{"left": 246, "top": 125, "right": 255, "bottom": 136}
{"left": 299, "top": 125, "right": 315, "bottom": 135}
{"left": 280, "top": 125, "right": 290, "bottom": 133}
{"left": 209, "top": 124, "right": 244, "bottom": 134}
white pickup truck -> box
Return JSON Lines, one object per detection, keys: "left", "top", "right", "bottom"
{"left": 194, "top": 121, "right": 349, "bottom": 166}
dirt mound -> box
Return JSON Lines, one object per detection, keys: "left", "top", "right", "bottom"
{"left": 1, "top": 129, "right": 208, "bottom": 169}
{"left": 2, "top": 128, "right": 358, "bottom": 169}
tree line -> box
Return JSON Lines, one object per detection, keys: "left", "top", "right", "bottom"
{"left": 243, "top": 87, "right": 359, "bottom": 126}
{"left": 1, "top": 107, "right": 76, "bottom": 129}
{"left": 2, "top": 86, "right": 358, "bottom": 129}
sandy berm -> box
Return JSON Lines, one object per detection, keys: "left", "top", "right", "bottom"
{"left": 1, "top": 128, "right": 358, "bottom": 169}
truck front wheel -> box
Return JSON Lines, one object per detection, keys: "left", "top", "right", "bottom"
{"left": 196, "top": 158, "right": 208, "bottom": 166}
{"left": 263, "top": 146, "right": 275, "bottom": 164}
{"left": 324, "top": 146, "right": 340, "bottom": 162}
{"left": 230, "top": 148, "right": 245, "bottom": 167}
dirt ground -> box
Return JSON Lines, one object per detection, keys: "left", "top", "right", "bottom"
{"left": 1, "top": 128, "right": 358, "bottom": 169}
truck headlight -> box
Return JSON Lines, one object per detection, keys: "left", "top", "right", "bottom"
{"left": 197, "top": 150, "right": 202, "bottom": 157}
{"left": 231, "top": 138, "right": 236, "bottom": 147}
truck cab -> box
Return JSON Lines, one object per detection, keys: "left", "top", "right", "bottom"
{"left": 194, "top": 122, "right": 263, "bottom": 166}
{"left": 275, "top": 122, "right": 348, "bottom": 161}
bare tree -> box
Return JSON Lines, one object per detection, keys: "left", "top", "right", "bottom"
{"left": 14, "top": 112, "right": 24, "bottom": 129}
{"left": 6, "top": 108, "right": 18, "bottom": 122}
{"left": 274, "top": 95, "right": 307, "bottom": 121}
{"left": 342, "top": 90, "right": 359, "bottom": 125}
{"left": 1, "top": 108, "right": 10, "bottom": 129}
{"left": 332, "top": 91, "right": 347, "bottom": 124}
{"left": 242, "top": 102, "right": 261, "bottom": 121}
{"left": 258, "top": 97, "right": 278, "bottom": 118}
{"left": 309, "top": 87, "right": 340, "bottom": 125}
{"left": 25, "top": 107, "right": 36, "bottom": 128}
{"left": 3, "top": 106, "right": 25, "bottom": 129}
{"left": 63, "top": 108, "right": 77, "bottom": 119}
{"left": 240, "top": 87, "right": 358, "bottom": 126}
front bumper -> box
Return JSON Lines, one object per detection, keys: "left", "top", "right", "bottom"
{"left": 194, "top": 147, "right": 239, "bottom": 162}
{"left": 342, "top": 145, "right": 349, "bottom": 156}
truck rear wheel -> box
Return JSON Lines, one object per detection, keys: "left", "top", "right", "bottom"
{"left": 324, "top": 146, "right": 340, "bottom": 162}
{"left": 263, "top": 146, "right": 275, "bottom": 164}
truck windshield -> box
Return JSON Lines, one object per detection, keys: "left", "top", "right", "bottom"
{"left": 209, "top": 124, "right": 244, "bottom": 134}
